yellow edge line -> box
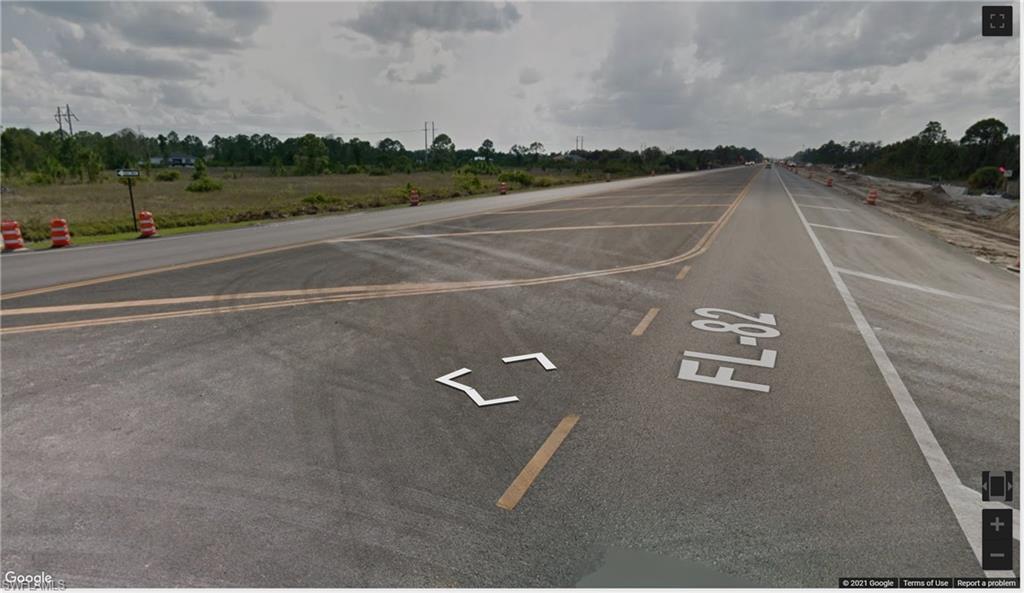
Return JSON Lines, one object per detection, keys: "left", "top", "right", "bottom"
{"left": 496, "top": 414, "right": 580, "bottom": 511}
{"left": 631, "top": 307, "right": 661, "bottom": 336}
{"left": 1, "top": 171, "right": 759, "bottom": 335}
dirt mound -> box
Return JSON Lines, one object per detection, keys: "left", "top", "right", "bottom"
{"left": 989, "top": 205, "right": 1019, "bottom": 233}
{"left": 902, "top": 187, "right": 948, "bottom": 206}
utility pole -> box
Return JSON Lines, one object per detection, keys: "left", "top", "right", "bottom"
{"left": 54, "top": 107, "right": 64, "bottom": 135}
{"left": 431, "top": 121, "right": 435, "bottom": 146}
{"left": 424, "top": 122, "right": 429, "bottom": 164}
{"left": 63, "top": 104, "right": 78, "bottom": 136}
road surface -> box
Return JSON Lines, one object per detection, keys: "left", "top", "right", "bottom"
{"left": 1, "top": 167, "right": 1018, "bottom": 586}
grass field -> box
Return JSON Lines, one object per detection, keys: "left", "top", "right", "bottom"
{"left": 1, "top": 167, "right": 603, "bottom": 243}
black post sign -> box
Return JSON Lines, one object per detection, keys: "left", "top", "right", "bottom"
{"left": 117, "top": 169, "right": 140, "bottom": 232}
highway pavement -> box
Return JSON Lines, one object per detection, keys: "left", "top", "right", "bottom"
{"left": 1, "top": 166, "right": 1018, "bottom": 586}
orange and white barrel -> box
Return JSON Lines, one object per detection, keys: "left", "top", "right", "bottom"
{"left": 138, "top": 211, "right": 158, "bottom": 238}
{"left": 826, "top": 177, "right": 833, "bottom": 187}
{"left": 500, "top": 182, "right": 508, "bottom": 195}
{"left": 2, "top": 220, "right": 26, "bottom": 251}
{"left": 409, "top": 189, "right": 420, "bottom": 206}
{"left": 866, "top": 189, "right": 878, "bottom": 205}
{"left": 50, "top": 218, "right": 71, "bottom": 248}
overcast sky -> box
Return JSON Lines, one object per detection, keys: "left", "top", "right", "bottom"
{"left": 1, "top": 1, "right": 1019, "bottom": 156}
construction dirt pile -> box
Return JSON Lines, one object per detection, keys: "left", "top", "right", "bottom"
{"left": 803, "top": 165, "right": 1019, "bottom": 270}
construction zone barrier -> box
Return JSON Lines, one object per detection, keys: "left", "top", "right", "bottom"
{"left": 50, "top": 218, "right": 71, "bottom": 248}
{"left": 2, "top": 220, "right": 26, "bottom": 252}
{"left": 500, "top": 182, "right": 508, "bottom": 195}
{"left": 138, "top": 211, "right": 158, "bottom": 238}
{"left": 866, "top": 189, "right": 878, "bottom": 206}
{"left": 409, "top": 189, "right": 420, "bottom": 207}
{"left": 826, "top": 177, "right": 833, "bottom": 187}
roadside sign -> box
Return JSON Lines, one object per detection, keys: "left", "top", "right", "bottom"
{"left": 1004, "top": 170, "right": 1014, "bottom": 178}
{"left": 117, "top": 169, "right": 140, "bottom": 177}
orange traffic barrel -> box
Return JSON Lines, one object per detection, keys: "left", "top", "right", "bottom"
{"left": 500, "top": 182, "right": 508, "bottom": 195}
{"left": 2, "top": 220, "right": 26, "bottom": 251}
{"left": 409, "top": 189, "right": 420, "bottom": 206}
{"left": 866, "top": 189, "right": 878, "bottom": 205}
{"left": 826, "top": 177, "right": 833, "bottom": 187}
{"left": 139, "top": 211, "right": 158, "bottom": 238}
{"left": 50, "top": 218, "right": 71, "bottom": 248}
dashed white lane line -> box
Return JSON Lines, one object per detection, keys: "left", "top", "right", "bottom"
{"left": 808, "top": 223, "right": 900, "bottom": 238}
{"left": 836, "top": 267, "right": 1018, "bottom": 313}
{"left": 777, "top": 169, "right": 1016, "bottom": 578}
{"left": 796, "top": 204, "right": 851, "bottom": 212}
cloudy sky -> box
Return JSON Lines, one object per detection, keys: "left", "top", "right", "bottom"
{"left": 1, "top": 1, "right": 1019, "bottom": 156}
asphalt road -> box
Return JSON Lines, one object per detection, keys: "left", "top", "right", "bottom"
{"left": 1, "top": 166, "right": 1018, "bottom": 586}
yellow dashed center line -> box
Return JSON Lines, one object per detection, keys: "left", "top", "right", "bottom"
{"left": 496, "top": 414, "right": 580, "bottom": 511}
{"left": 631, "top": 307, "right": 661, "bottom": 336}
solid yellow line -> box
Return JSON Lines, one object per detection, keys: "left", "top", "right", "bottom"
{"left": 329, "top": 222, "right": 715, "bottom": 242}
{"left": 631, "top": 307, "right": 661, "bottom": 336}
{"left": 0, "top": 280, "right": 507, "bottom": 316}
{"left": 496, "top": 414, "right": 580, "bottom": 511}
{"left": 675, "top": 265, "right": 692, "bottom": 280}
{"left": 490, "top": 205, "right": 729, "bottom": 214}
{"left": 2, "top": 171, "right": 760, "bottom": 335}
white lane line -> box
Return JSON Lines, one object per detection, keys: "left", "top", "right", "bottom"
{"left": 776, "top": 169, "right": 1015, "bottom": 578}
{"left": 836, "top": 267, "right": 1018, "bottom": 313}
{"left": 808, "top": 223, "right": 900, "bottom": 238}
{"left": 796, "top": 204, "right": 851, "bottom": 212}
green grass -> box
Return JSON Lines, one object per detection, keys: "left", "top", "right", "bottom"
{"left": 2, "top": 167, "right": 606, "bottom": 244}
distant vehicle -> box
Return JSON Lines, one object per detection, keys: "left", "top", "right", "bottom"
{"left": 765, "top": 163, "right": 772, "bottom": 169}
{"left": 745, "top": 161, "right": 756, "bottom": 166}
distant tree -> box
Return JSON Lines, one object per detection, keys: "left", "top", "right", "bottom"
{"left": 192, "top": 157, "right": 207, "bottom": 180}
{"left": 295, "top": 134, "right": 329, "bottom": 175}
{"left": 961, "top": 118, "right": 1008, "bottom": 147}
{"left": 479, "top": 139, "right": 495, "bottom": 162}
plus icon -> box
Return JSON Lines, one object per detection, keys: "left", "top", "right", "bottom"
{"left": 990, "top": 515, "right": 1006, "bottom": 533}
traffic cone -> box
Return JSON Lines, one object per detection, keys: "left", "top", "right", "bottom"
{"left": 138, "top": 211, "right": 158, "bottom": 238}
{"left": 866, "top": 189, "right": 878, "bottom": 206}
{"left": 50, "top": 218, "right": 71, "bottom": 248}
{"left": 2, "top": 220, "right": 27, "bottom": 252}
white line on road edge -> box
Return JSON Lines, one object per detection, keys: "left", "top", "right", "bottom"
{"left": 796, "top": 204, "right": 851, "bottom": 212}
{"left": 836, "top": 267, "right": 1018, "bottom": 313}
{"left": 808, "top": 223, "right": 900, "bottom": 238}
{"left": 776, "top": 170, "right": 1017, "bottom": 578}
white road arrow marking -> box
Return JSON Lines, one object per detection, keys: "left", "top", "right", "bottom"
{"left": 501, "top": 352, "right": 557, "bottom": 370}
{"left": 435, "top": 368, "right": 519, "bottom": 407}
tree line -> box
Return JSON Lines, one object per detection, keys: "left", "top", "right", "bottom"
{"left": 792, "top": 118, "right": 1019, "bottom": 183}
{"left": 1, "top": 126, "right": 762, "bottom": 184}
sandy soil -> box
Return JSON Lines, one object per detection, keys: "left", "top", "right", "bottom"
{"left": 794, "top": 165, "right": 1019, "bottom": 271}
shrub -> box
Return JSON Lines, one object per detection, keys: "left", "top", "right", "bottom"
{"left": 460, "top": 161, "right": 501, "bottom": 175}
{"left": 186, "top": 177, "right": 223, "bottom": 192}
{"left": 155, "top": 170, "right": 180, "bottom": 182}
{"left": 301, "top": 193, "right": 335, "bottom": 205}
{"left": 367, "top": 166, "right": 388, "bottom": 176}
{"left": 967, "top": 166, "right": 1003, "bottom": 193}
{"left": 192, "top": 158, "right": 207, "bottom": 180}
{"left": 345, "top": 165, "right": 363, "bottom": 175}
{"left": 453, "top": 171, "right": 483, "bottom": 194}
{"left": 498, "top": 170, "right": 535, "bottom": 186}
